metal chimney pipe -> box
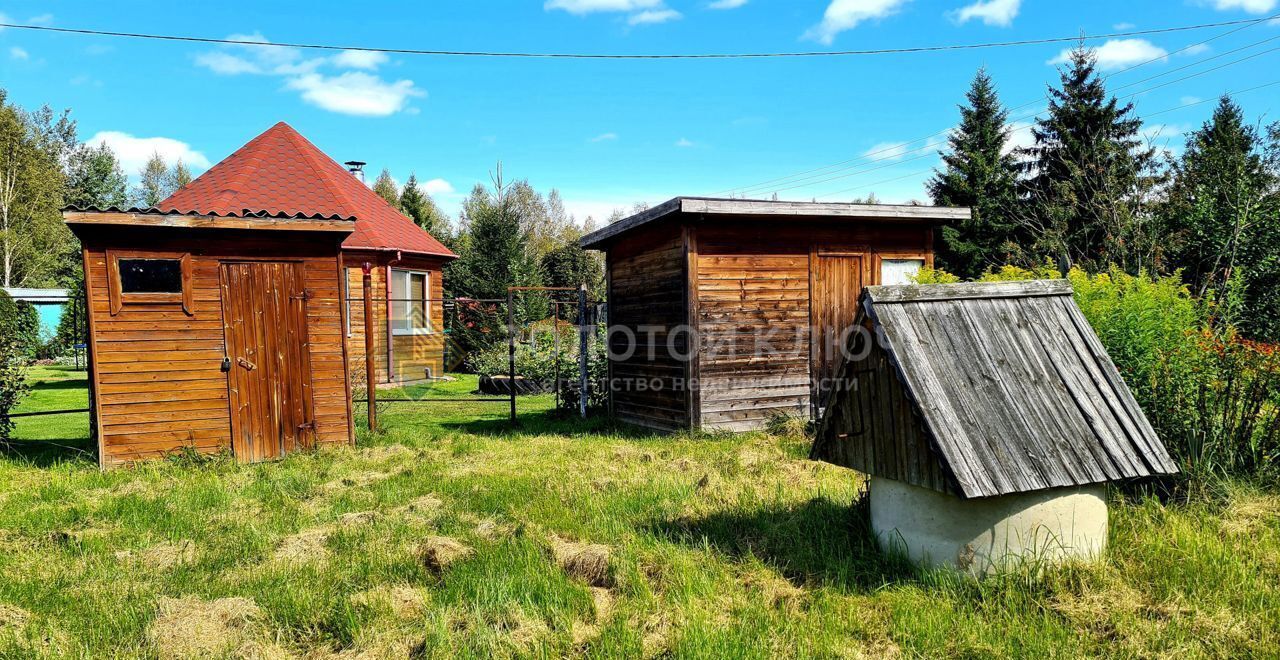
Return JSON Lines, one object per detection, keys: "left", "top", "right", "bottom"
{"left": 344, "top": 161, "right": 367, "bottom": 182}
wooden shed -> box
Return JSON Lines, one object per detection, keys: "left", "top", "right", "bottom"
{"left": 63, "top": 207, "right": 355, "bottom": 467}
{"left": 158, "top": 122, "right": 458, "bottom": 387}
{"left": 810, "top": 280, "right": 1179, "bottom": 573}
{"left": 579, "top": 197, "right": 969, "bottom": 432}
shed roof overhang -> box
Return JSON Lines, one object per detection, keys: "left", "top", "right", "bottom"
{"left": 62, "top": 208, "right": 356, "bottom": 234}
{"left": 580, "top": 197, "right": 971, "bottom": 250}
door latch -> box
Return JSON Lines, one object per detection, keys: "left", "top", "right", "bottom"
{"left": 237, "top": 358, "right": 257, "bottom": 371}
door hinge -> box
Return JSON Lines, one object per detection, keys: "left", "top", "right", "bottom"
{"left": 291, "top": 290, "right": 314, "bottom": 301}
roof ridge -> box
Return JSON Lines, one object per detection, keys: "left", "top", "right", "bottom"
{"left": 280, "top": 125, "right": 363, "bottom": 218}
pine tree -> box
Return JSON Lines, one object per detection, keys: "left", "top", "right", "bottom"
{"left": 372, "top": 168, "right": 400, "bottom": 209}
{"left": 400, "top": 174, "right": 449, "bottom": 239}
{"left": 65, "top": 143, "right": 128, "bottom": 209}
{"left": 927, "top": 68, "right": 1020, "bottom": 279}
{"left": 133, "top": 152, "right": 168, "bottom": 207}
{"left": 1163, "top": 97, "right": 1280, "bottom": 338}
{"left": 1019, "top": 47, "right": 1158, "bottom": 273}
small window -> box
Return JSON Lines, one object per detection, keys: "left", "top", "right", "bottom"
{"left": 881, "top": 258, "right": 925, "bottom": 285}
{"left": 118, "top": 259, "right": 183, "bottom": 293}
{"left": 390, "top": 269, "right": 431, "bottom": 335}
{"left": 106, "top": 250, "right": 193, "bottom": 316}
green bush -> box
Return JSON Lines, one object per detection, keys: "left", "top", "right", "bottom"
{"left": 915, "top": 264, "right": 1280, "bottom": 486}
{"left": 471, "top": 319, "right": 608, "bottom": 410}
{"left": 0, "top": 291, "right": 40, "bottom": 357}
{"left": 0, "top": 335, "right": 30, "bottom": 444}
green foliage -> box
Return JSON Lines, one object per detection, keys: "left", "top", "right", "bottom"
{"left": 469, "top": 319, "right": 608, "bottom": 410}
{"left": 0, "top": 291, "right": 32, "bottom": 443}
{"left": 132, "top": 151, "right": 169, "bottom": 207}
{"left": 65, "top": 143, "right": 128, "bottom": 209}
{"left": 1015, "top": 48, "right": 1161, "bottom": 274}
{"left": 0, "top": 290, "right": 40, "bottom": 357}
{"left": 371, "top": 168, "right": 401, "bottom": 209}
{"left": 540, "top": 241, "right": 603, "bottom": 296}
{"left": 166, "top": 159, "right": 193, "bottom": 194}
{"left": 399, "top": 174, "right": 450, "bottom": 240}
{"left": 54, "top": 275, "right": 87, "bottom": 355}
{"left": 1160, "top": 97, "right": 1280, "bottom": 342}
{"left": 928, "top": 68, "right": 1021, "bottom": 279}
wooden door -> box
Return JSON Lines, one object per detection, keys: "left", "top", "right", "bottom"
{"left": 220, "top": 261, "right": 316, "bottom": 462}
{"left": 811, "top": 254, "right": 864, "bottom": 418}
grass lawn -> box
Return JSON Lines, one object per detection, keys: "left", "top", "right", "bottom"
{"left": 1, "top": 371, "right": 1278, "bottom": 657}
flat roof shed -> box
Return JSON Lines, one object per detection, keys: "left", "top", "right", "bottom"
{"left": 581, "top": 197, "right": 969, "bottom": 432}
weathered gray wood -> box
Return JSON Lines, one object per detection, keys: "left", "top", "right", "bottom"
{"left": 813, "top": 278, "right": 1179, "bottom": 499}
{"left": 865, "top": 280, "right": 1072, "bottom": 304}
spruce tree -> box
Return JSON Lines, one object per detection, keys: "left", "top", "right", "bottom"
{"left": 1163, "top": 97, "right": 1280, "bottom": 338}
{"left": 927, "top": 68, "right": 1020, "bottom": 279}
{"left": 400, "top": 174, "right": 449, "bottom": 239}
{"left": 372, "top": 168, "right": 401, "bottom": 209}
{"left": 1019, "top": 47, "right": 1157, "bottom": 273}
{"left": 133, "top": 152, "right": 168, "bottom": 207}
{"left": 166, "top": 159, "right": 192, "bottom": 195}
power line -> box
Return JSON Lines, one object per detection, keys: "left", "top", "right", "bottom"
{"left": 811, "top": 78, "right": 1280, "bottom": 201}
{"left": 716, "top": 13, "right": 1278, "bottom": 197}
{"left": 731, "top": 40, "right": 1280, "bottom": 198}
{"left": 0, "top": 16, "right": 1275, "bottom": 60}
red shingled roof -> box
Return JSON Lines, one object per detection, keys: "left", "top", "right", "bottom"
{"left": 159, "top": 122, "right": 456, "bottom": 259}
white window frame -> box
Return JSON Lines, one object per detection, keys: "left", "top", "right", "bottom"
{"left": 879, "top": 257, "right": 926, "bottom": 286}
{"left": 390, "top": 268, "right": 432, "bottom": 336}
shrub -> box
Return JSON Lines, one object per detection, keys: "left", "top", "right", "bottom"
{"left": 0, "top": 291, "right": 40, "bottom": 357}
{"left": 471, "top": 319, "right": 609, "bottom": 410}
{"left": 0, "top": 334, "right": 30, "bottom": 444}
{"left": 914, "top": 264, "right": 1280, "bottom": 485}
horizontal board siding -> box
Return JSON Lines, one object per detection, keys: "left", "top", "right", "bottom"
{"left": 695, "top": 235, "right": 810, "bottom": 431}
{"left": 82, "top": 227, "right": 352, "bottom": 467}
{"left": 607, "top": 224, "right": 690, "bottom": 431}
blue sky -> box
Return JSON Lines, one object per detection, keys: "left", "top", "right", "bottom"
{"left": 1, "top": 1, "right": 1278, "bottom": 224}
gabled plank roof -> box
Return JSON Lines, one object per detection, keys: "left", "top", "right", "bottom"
{"left": 579, "top": 197, "right": 970, "bottom": 249}
{"left": 814, "top": 279, "right": 1178, "bottom": 499}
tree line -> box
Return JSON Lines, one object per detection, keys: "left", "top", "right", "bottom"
{"left": 929, "top": 47, "right": 1280, "bottom": 342}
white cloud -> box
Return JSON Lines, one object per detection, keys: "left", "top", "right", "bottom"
{"left": 1143, "top": 123, "right": 1190, "bottom": 157}
{"left": 286, "top": 72, "right": 424, "bottom": 117}
{"left": 423, "top": 179, "right": 455, "bottom": 196}
{"left": 804, "top": 0, "right": 911, "bottom": 45}
{"left": 1049, "top": 39, "right": 1168, "bottom": 71}
{"left": 27, "top": 13, "right": 52, "bottom": 25}
{"left": 951, "top": 0, "right": 1020, "bottom": 27}
{"left": 628, "top": 8, "right": 682, "bottom": 24}
{"left": 864, "top": 141, "right": 913, "bottom": 161}
{"left": 332, "top": 49, "right": 388, "bottom": 70}
{"left": 675, "top": 138, "right": 696, "bottom": 147}
{"left": 545, "top": 0, "right": 663, "bottom": 14}
{"left": 1113, "top": 22, "right": 1136, "bottom": 30}
{"left": 1182, "top": 44, "right": 1211, "bottom": 56}
{"left": 1180, "top": 95, "right": 1204, "bottom": 105}
{"left": 591, "top": 132, "right": 619, "bottom": 142}
{"left": 9, "top": 47, "right": 28, "bottom": 60}
{"left": 709, "top": 0, "right": 749, "bottom": 8}
{"left": 1207, "top": 0, "right": 1276, "bottom": 13}
{"left": 1003, "top": 121, "right": 1037, "bottom": 156}
{"left": 86, "top": 132, "right": 212, "bottom": 176}
{"left": 194, "top": 33, "right": 420, "bottom": 116}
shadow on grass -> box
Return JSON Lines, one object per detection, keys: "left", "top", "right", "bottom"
{"left": 647, "top": 493, "right": 919, "bottom": 592}
{"left": 438, "top": 409, "right": 660, "bottom": 441}
{"left": 1, "top": 437, "right": 97, "bottom": 468}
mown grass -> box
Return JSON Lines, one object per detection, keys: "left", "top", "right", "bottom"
{"left": 1, "top": 371, "right": 1278, "bottom": 657}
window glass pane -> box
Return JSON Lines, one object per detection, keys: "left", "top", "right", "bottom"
{"left": 119, "top": 259, "right": 182, "bottom": 293}
{"left": 390, "top": 271, "right": 408, "bottom": 299}
{"left": 881, "top": 259, "right": 925, "bottom": 286}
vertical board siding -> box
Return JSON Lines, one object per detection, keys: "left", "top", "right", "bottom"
{"left": 82, "top": 228, "right": 351, "bottom": 467}
{"left": 607, "top": 223, "right": 691, "bottom": 431}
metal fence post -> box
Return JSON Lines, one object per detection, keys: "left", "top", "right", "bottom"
{"left": 508, "top": 289, "right": 517, "bottom": 425}
{"left": 362, "top": 263, "right": 377, "bottom": 433}
{"left": 578, "top": 284, "right": 589, "bottom": 419}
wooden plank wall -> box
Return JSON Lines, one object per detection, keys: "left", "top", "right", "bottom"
{"left": 82, "top": 227, "right": 351, "bottom": 467}
{"left": 606, "top": 222, "right": 690, "bottom": 431}
{"left": 811, "top": 327, "right": 953, "bottom": 494}
{"left": 692, "top": 220, "right": 933, "bottom": 432}
{"left": 343, "top": 253, "right": 446, "bottom": 385}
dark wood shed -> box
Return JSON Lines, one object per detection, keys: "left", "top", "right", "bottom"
{"left": 64, "top": 207, "right": 355, "bottom": 468}
{"left": 580, "top": 197, "right": 970, "bottom": 432}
